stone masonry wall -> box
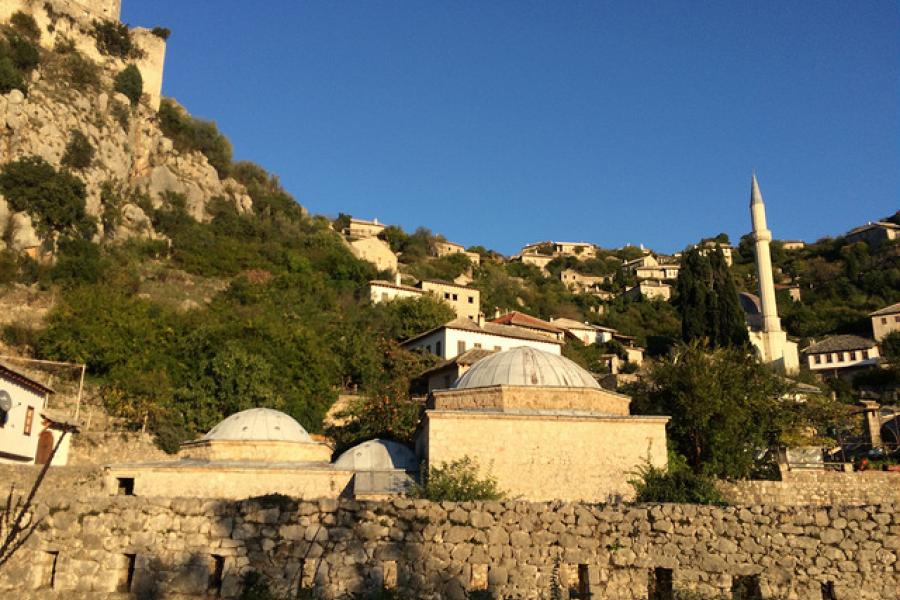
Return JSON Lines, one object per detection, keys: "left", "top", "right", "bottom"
{"left": 0, "top": 496, "right": 896, "bottom": 599}
{"left": 718, "top": 471, "right": 900, "bottom": 507}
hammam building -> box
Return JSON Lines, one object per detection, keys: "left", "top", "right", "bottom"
{"left": 107, "top": 348, "right": 667, "bottom": 503}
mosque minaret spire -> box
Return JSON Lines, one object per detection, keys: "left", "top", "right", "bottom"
{"left": 749, "top": 174, "right": 781, "bottom": 334}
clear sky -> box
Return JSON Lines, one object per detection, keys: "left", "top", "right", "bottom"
{"left": 121, "top": 1, "right": 898, "bottom": 255}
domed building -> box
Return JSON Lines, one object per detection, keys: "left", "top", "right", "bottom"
{"left": 417, "top": 347, "right": 669, "bottom": 502}
{"left": 334, "top": 439, "right": 419, "bottom": 499}
{"left": 105, "top": 408, "right": 353, "bottom": 499}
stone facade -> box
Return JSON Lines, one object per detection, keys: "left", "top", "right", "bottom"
{"left": 430, "top": 384, "right": 631, "bottom": 416}
{"left": 0, "top": 496, "right": 896, "bottom": 599}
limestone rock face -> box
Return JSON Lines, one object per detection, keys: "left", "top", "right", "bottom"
{"left": 0, "top": 71, "right": 255, "bottom": 248}
{"left": 9, "top": 212, "right": 41, "bottom": 251}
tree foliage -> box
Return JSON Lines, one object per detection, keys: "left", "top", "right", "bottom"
{"left": 159, "top": 98, "right": 233, "bottom": 177}
{"left": 630, "top": 341, "right": 788, "bottom": 479}
{"left": 113, "top": 64, "right": 142, "bottom": 105}
{"left": 630, "top": 452, "right": 725, "bottom": 505}
{"left": 61, "top": 129, "right": 95, "bottom": 170}
{"left": 0, "top": 156, "right": 94, "bottom": 238}
{"left": 674, "top": 248, "right": 748, "bottom": 348}
{"left": 410, "top": 456, "right": 505, "bottom": 501}
{"left": 91, "top": 20, "right": 142, "bottom": 59}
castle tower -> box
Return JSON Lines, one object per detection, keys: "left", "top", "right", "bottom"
{"left": 750, "top": 174, "right": 781, "bottom": 333}
{"left": 746, "top": 174, "right": 800, "bottom": 374}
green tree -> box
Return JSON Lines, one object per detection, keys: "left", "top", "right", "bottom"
{"left": 630, "top": 341, "right": 788, "bottom": 478}
{"left": 0, "top": 156, "right": 94, "bottom": 238}
{"left": 61, "top": 129, "right": 95, "bottom": 170}
{"left": 410, "top": 456, "right": 505, "bottom": 501}
{"left": 674, "top": 248, "right": 747, "bottom": 348}
{"left": 10, "top": 12, "right": 41, "bottom": 42}
{"left": 114, "top": 64, "right": 142, "bottom": 104}
{"left": 881, "top": 331, "right": 900, "bottom": 361}
{"left": 629, "top": 452, "right": 725, "bottom": 505}
{"left": 0, "top": 56, "right": 25, "bottom": 94}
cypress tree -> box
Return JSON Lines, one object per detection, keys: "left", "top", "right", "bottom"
{"left": 709, "top": 249, "right": 749, "bottom": 347}
{"left": 675, "top": 247, "right": 748, "bottom": 348}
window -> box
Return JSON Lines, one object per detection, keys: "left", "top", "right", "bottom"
{"left": 39, "top": 551, "right": 59, "bottom": 589}
{"left": 826, "top": 354, "right": 833, "bottom": 364}
{"left": 474, "top": 343, "right": 482, "bottom": 349}
{"left": 458, "top": 341, "right": 466, "bottom": 354}
{"left": 863, "top": 350, "right": 870, "bottom": 360}
{"left": 23, "top": 406, "right": 34, "bottom": 436}
{"left": 814, "top": 355, "right": 821, "bottom": 365}
{"left": 117, "top": 478, "right": 135, "bottom": 496}
{"left": 118, "top": 554, "right": 136, "bottom": 592}
{"left": 895, "top": 316, "right": 900, "bottom": 323}
{"left": 444, "top": 293, "right": 451, "bottom": 299}
{"left": 468, "top": 296, "right": 474, "bottom": 304}
{"left": 850, "top": 351, "right": 857, "bottom": 360}
{"left": 435, "top": 341, "right": 442, "bottom": 356}
{"left": 452, "top": 294, "right": 458, "bottom": 301}
{"left": 649, "top": 567, "right": 673, "bottom": 600}
{"left": 882, "top": 317, "right": 888, "bottom": 324}
{"left": 209, "top": 555, "right": 225, "bottom": 594}
{"left": 731, "top": 575, "right": 762, "bottom": 600}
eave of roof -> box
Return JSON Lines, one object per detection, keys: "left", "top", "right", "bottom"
{"left": 803, "top": 335, "right": 878, "bottom": 354}
{"left": 0, "top": 363, "right": 54, "bottom": 395}
{"left": 870, "top": 302, "right": 900, "bottom": 317}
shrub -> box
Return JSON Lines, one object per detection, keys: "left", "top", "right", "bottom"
{"left": 10, "top": 12, "right": 40, "bottom": 42}
{"left": 158, "top": 98, "right": 232, "bottom": 177}
{"left": 410, "top": 456, "right": 505, "bottom": 501}
{"left": 50, "top": 238, "right": 106, "bottom": 286}
{"left": 0, "top": 56, "right": 25, "bottom": 94}
{"left": 0, "top": 155, "right": 94, "bottom": 238}
{"left": 113, "top": 64, "right": 142, "bottom": 105}
{"left": 61, "top": 129, "right": 94, "bottom": 170}
{"left": 150, "top": 27, "right": 171, "bottom": 40}
{"left": 110, "top": 100, "right": 129, "bottom": 130}
{"left": 7, "top": 35, "right": 40, "bottom": 72}
{"left": 62, "top": 52, "right": 100, "bottom": 91}
{"left": 91, "top": 20, "right": 142, "bottom": 59}
{"left": 629, "top": 453, "right": 725, "bottom": 505}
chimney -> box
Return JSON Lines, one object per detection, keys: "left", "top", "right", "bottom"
{"left": 394, "top": 272, "right": 402, "bottom": 286}
{"left": 477, "top": 313, "right": 485, "bottom": 327}
{"left": 859, "top": 400, "right": 883, "bottom": 449}
{"left": 494, "top": 307, "right": 500, "bottom": 319}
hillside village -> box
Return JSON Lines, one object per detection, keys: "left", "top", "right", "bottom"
{"left": 0, "top": 3, "right": 898, "bottom": 599}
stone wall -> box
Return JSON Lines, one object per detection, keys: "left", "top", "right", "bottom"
{"left": 718, "top": 470, "right": 900, "bottom": 507}
{"left": 67, "top": 431, "right": 171, "bottom": 466}
{"left": 1, "top": 496, "right": 895, "bottom": 599}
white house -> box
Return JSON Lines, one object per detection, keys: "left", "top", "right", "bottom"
{"left": 870, "top": 302, "right": 900, "bottom": 342}
{"left": 803, "top": 335, "right": 880, "bottom": 374}
{"left": 548, "top": 318, "right": 616, "bottom": 346}
{"left": 402, "top": 317, "right": 562, "bottom": 360}
{"left": 0, "top": 364, "right": 73, "bottom": 465}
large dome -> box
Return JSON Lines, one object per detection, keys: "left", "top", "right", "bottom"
{"left": 455, "top": 347, "right": 600, "bottom": 390}
{"left": 203, "top": 408, "right": 312, "bottom": 442}
{"left": 334, "top": 439, "right": 418, "bottom": 472}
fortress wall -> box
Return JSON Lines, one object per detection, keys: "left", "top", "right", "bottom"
{"left": 0, "top": 0, "right": 165, "bottom": 109}
{"left": 0, "top": 496, "right": 895, "bottom": 599}
{"left": 718, "top": 470, "right": 900, "bottom": 506}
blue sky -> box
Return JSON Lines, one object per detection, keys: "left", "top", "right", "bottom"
{"left": 121, "top": 1, "right": 898, "bottom": 255}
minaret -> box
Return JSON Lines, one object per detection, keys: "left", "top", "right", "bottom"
{"left": 749, "top": 174, "right": 781, "bottom": 333}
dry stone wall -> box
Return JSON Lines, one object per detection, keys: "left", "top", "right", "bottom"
{"left": 0, "top": 496, "right": 896, "bottom": 599}
{"left": 718, "top": 471, "right": 900, "bottom": 507}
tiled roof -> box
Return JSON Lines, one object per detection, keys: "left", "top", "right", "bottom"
{"left": 369, "top": 280, "right": 424, "bottom": 294}
{"left": 490, "top": 311, "right": 562, "bottom": 333}
{"left": 419, "top": 279, "right": 478, "bottom": 291}
{"left": 804, "top": 335, "right": 877, "bottom": 354}
{"left": 870, "top": 302, "right": 900, "bottom": 317}
{"left": 402, "top": 317, "right": 564, "bottom": 346}
{"left": 0, "top": 363, "right": 54, "bottom": 395}
{"left": 418, "top": 348, "right": 497, "bottom": 378}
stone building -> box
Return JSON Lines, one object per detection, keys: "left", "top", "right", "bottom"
{"left": 342, "top": 217, "right": 386, "bottom": 239}
{"left": 418, "top": 347, "right": 668, "bottom": 502}
{"left": 870, "top": 301, "right": 900, "bottom": 341}
{"left": 402, "top": 317, "right": 563, "bottom": 359}
{"left": 105, "top": 408, "right": 352, "bottom": 499}
{"left": 802, "top": 335, "right": 881, "bottom": 375}
{"left": 622, "top": 279, "right": 672, "bottom": 302}
{"left": 348, "top": 237, "right": 398, "bottom": 273}
{"left": 844, "top": 220, "right": 899, "bottom": 248}
{"left": 746, "top": 175, "right": 800, "bottom": 374}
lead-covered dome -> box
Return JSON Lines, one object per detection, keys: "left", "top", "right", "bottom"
{"left": 455, "top": 347, "right": 600, "bottom": 390}
{"left": 203, "top": 408, "right": 312, "bottom": 442}
{"left": 334, "top": 439, "right": 418, "bottom": 472}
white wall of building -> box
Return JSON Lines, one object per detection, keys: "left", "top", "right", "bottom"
{"left": 806, "top": 347, "right": 880, "bottom": 372}
{"left": 405, "top": 328, "right": 561, "bottom": 360}
{"left": 0, "top": 378, "right": 47, "bottom": 464}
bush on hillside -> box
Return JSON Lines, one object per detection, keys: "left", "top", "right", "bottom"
{"left": 159, "top": 98, "right": 232, "bottom": 177}
{"left": 410, "top": 456, "right": 505, "bottom": 501}
{"left": 0, "top": 56, "right": 25, "bottom": 94}
{"left": 150, "top": 27, "right": 171, "bottom": 40}
{"left": 10, "top": 12, "right": 40, "bottom": 42}
{"left": 114, "top": 64, "right": 142, "bottom": 105}
{"left": 61, "top": 52, "right": 101, "bottom": 90}
{"left": 6, "top": 34, "right": 40, "bottom": 72}
{"left": 230, "top": 161, "right": 305, "bottom": 220}
{"left": 0, "top": 156, "right": 94, "bottom": 238}
{"left": 61, "top": 129, "right": 95, "bottom": 170}
{"left": 91, "top": 20, "right": 142, "bottom": 59}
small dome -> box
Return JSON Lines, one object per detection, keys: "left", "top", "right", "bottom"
{"left": 203, "top": 408, "right": 312, "bottom": 442}
{"left": 455, "top": 347, "right": 600, "bottom": 390}
{"left": 334, "top": 439, "right": 418, "bottom": 472}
